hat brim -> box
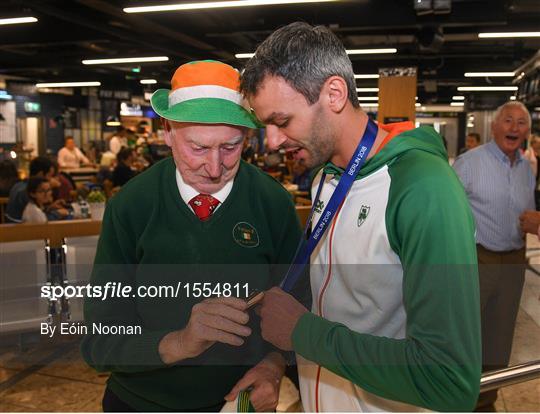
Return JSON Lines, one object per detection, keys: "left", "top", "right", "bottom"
{"left": 151, "top": 89, "right": 263, "bottom": 129}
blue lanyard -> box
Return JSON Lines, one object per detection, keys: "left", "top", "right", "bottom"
{"left": 281, "top": 118, "right": 378, "bottom": 292}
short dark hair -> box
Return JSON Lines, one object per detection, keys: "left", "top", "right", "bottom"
{"left": 467, "top": 132, "right": 480, "bottom": 142}
{"left": 29, "top": 156, "right": 53, "bottom": 177}
{"left": 27, "top": 176, "right": 48, "bottom": 203}
{"left": 240, "top": 22, "right": 359, "bottom": 108}
{"left": 65, "top": 136, "right": 74, "bottom": 143}
{"left": 117, "top": 147, "right": 133, "bottom": 163}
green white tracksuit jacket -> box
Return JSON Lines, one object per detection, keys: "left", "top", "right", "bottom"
{"left": 291, "top": 123, "right": 481, "bottom": 412}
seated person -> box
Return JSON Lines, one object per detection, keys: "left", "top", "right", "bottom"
{"left": 292, "top": 159, "right": 312, "bottom": 192}
{"left": 6, "top": 156, "right": 54, "bottom": 223}
{"left": 112, "top": 147, "right": 136, "bottom": 187}
{"left": 51, "top": 161, "right": 75, "bottom": 202}
{"left": 0, "top": 159, "right": 19, "bottom": 197}
{"left": 57, "top": 136, "right": 92, "bottom": 169}
{"left": 22, "top": 177, "right": 52, "bottom": 224}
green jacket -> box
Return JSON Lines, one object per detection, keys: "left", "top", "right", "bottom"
{"left": 81, "top": 158, "right": 301, "bottom": 411}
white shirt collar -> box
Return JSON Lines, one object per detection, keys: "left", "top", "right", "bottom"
{"left": 175, "top": 169, "right": 233, "bottom": 212}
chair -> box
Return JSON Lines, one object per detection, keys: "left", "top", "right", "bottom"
{"left": 64, "top": 236, "right": 99, "bottom": 322}
{"left": 0, "top": 196, "right": 8, "bottom": 224}
{"left": 295, "top": 205, "right": 312, "bottom": 229}
{"left": 295, "top": 196, "right": 312, "bottom": 206}
{"left": 0, "top": 240, "right": 49, "bottom": 334}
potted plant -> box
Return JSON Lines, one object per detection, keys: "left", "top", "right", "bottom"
{"left": 86, "top": 189, "right": 106, "bottom": 220}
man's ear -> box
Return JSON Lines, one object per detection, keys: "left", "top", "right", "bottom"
{"left": 161, "top": 118, "right": 172, "bottom": 146}
{"left": 323, "top": 76, "right": 349, "bottom": 113}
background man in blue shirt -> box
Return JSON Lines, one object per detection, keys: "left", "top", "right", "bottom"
{"left": 453, "top": 101, "right": 535, "bottom": 410}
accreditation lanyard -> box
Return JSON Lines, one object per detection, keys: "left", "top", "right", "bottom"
{"left": 281, "top": 118, "right": 378, "bottom": 293}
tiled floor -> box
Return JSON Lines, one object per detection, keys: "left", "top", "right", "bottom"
{"left": 0, "top": 273, "right": 538, "bottom": 413}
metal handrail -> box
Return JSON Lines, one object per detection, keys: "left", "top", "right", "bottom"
{"left": 480, "top": 360, "right": 540, "bottom": 393}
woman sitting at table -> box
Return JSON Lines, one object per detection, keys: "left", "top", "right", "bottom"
{"left": 22, "top": 177, "right": 71, "bottom": 223}
{"left": 22, "top": 177, "right": 51, "bottom": 223}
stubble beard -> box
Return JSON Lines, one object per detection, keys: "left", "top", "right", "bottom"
{"left": 304, "top": 110, "right": 335, "bottom": 169}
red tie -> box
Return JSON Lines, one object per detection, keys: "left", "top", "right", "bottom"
{"left": 188, "top": 194, "right": 220, "bottom": 221}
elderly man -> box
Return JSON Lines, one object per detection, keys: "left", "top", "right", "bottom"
{"left": 57, "top": 136, "right": 91, "bottom": 169}
{"left": 241, "top": 22, "right": 480, "bottom": 412}
{"left": 82, "top": 60, "right": 301, "bottom": 412}
{"left": 453, "top": 101, "right": 535, "bottom": 409}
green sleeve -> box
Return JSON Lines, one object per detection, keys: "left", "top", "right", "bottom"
{"left": 80, "top": 198, "right": 170, "bottom": 373}
{"left": 292, "top": 152, "right": 481, "bottom": 411}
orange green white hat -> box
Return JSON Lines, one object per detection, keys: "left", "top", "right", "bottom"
{"left": 150, "top": 60, "right": 261, "bottom": 128}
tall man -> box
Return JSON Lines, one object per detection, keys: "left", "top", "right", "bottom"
{"left": 82, "top": 61, "right": 301, "bottom": 412}
{"left": 241, "top": 22, "right": 481, "bottom": 412}
{"left": 453, "top": 101, "right": 535, "bottom": 409}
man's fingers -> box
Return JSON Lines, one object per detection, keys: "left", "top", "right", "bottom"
{"left": 200, "top": 314, "right": 252, "bottom": 337}
{"left": 203, "top": 296, "right": 248, "bottom": 310}
{"left": 249, "top": 381, "right": 279, "bottom": 412}
{"left": 199, "top": 302, "right": 250, "bottom": 325}
{"left": 201, "top": 326, "right": 245, "bottom": 347}
{"left": 224, "top": 372, "right": 256, "bottom": 401}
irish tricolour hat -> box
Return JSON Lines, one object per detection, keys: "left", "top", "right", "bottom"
{"left": 151, "top": 60, "right": 261, "bottom": 128}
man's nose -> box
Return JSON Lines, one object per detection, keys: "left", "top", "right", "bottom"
{"left": 266, "top": 125, "right": 288, "bottom": 150}
{"left": 204, "top": 150, "right": 222, "bottom": 178}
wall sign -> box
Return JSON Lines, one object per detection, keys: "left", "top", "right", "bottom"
{"left": 24, "top": 102, "right": 41, "bottom": 113}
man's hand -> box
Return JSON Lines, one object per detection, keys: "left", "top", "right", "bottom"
{"left": 225, "top": 352, "right": 285, "bottom": 412}
{"left": 159, "top": 296, "right": 251, "bottom": 364}
{"left": 259, "top": 287, "right": 308, "bottom": 351}
{"left": 519, "top": 210, "right": 540, "bottom": 235}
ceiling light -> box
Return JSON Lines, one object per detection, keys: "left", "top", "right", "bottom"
{"left": 451, "top": 102, "right": 465, "bottom": 106}
{"left": 82, "top": 56, "right": 169, "bottom": 65}
{"left": 235, "top": 53, "right": 255, "bottom": 59}
{"left": 360, "top": 103, "right": 378, "bottom": 107}
{"left": 354, "top": 74, "right": 379, "bottom": 79}
{"left": 36, "top": 81, "right": 101, "bottom": 88}
{"left": 10, "top": 151, "right": 17, "bottom": 159}
{"left": 415, "top": 103, "right": 421, "bottom": 107}
{"left": 457, "top": 86, "right": 518, "bottom": 91}
{"left": 467, "top": 122, "right": 474, "bottom": 128}
{"left": 0, "top": 17, "right": 38, "bottom": 25}
{"left": 124, "top": 0, "right": 337, "bottom": 13}
{"left": 346, "top": 48, "right": 397, "bottom": 55}
{"left": 140, "top": 79, "right": 157, "bottom": 84}
{"left": 464, "top": 72, "right": 515, "bottom": 77}
{"left": 357, "top": 97, "right": 378, "bottom": 101}
{"left": 356, "top": 87, "right": 379, "bottom": 92}
{"left": 510, "top": 96, "right": 516, "bottom": 101}
{"left": 478, "top": 32, "right": 540, "bottom": 38}
{"left": 452, "top": 95, "right": 465, "bottom": 100}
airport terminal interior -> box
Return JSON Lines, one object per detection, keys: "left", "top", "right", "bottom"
{"left": 0, "top": 0, "right": 539, "bottom": 412}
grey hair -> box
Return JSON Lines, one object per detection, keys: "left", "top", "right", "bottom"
{"left": 240, "top": 22, "right": 359, "bottom": 108}
{"left": 493, "top": 101, "right": 531, "bottom": 128}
